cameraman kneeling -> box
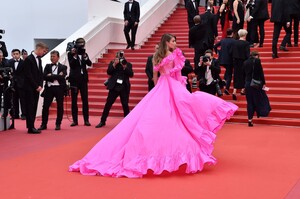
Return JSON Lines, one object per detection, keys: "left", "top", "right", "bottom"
{"left": 195, "top": 49, "right": 223, "bottom": 97}
{"left": 96, "top": 51, "right": 134, "bottom": 128}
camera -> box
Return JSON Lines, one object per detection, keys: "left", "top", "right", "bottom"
{"left": 118, "top": 51, "right": 127, "bottom": 65}
{"left": 0, "top": 29, "right": 4, "bottom": 34}
{"left": 0, "top": 67, "right": 13, "bottom": 80}
{"left": 213, "top": 79, "right": 223, "bottom": 97}
{"left": 66, "top": 40, "right": 86, "bottom": 55}
{"left": 202, "top": 55, "right": 211, "bottom": 63}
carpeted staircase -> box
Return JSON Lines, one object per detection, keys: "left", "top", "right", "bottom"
{"left": 57, "top": 4, "right": 300, "bottom": 127}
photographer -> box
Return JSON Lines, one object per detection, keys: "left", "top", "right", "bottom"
{"left": 38, "top": 51, "right": 67, "bottom": 131}
{"left": 95, "top": 51, "right": 134, "bottom": 128}
{"left": 195, "top": 49, "right": 223, "bottom": 97}
{"left": 0, "top": 29, "right": 8, "bottom": 58}
{"left": 67, "top": 38, "right": 92, "bottom": 127}
{"left": 0, "top": 50, "right": 10, "bottom": 116}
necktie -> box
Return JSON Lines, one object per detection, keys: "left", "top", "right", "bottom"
{"left": 37, "top": 56, "right": 42, "bottom": 72}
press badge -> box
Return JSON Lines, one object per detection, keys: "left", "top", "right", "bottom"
{"left": 117, "top": 79, "right": 123, "bottom": 84}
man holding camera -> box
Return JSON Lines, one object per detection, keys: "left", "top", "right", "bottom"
{"left": 38, "top": 51, "right": 67, "bottom": 131}
{"left": 67, "top": 38, "right": 92, "bottom": 127}
{"left": 95, "top": 51, "right": 134, "bottom": 128}
{"left": 195, "top": 49, "right": 223, "bottom": 97}
{"left": 0, "top": 29, "right": 8, "bottom": 58}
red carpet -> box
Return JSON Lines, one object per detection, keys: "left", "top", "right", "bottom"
{"left": 1, "top": 116, "right": 300, "bottom": 199}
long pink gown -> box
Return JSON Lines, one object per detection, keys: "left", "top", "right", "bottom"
{"left": 69, "top": 48, "right": 238, "bottom": 178}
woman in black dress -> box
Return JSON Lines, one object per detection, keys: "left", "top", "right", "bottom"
{"left": 243, "top": 51, "right": 271, "bottom": 126}
{"left": 232, "top": 0, "right": 245, "bottom": 39}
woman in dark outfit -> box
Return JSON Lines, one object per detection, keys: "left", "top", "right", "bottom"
{"left": 243, "top": 51, "right": 271, "bottom": 126}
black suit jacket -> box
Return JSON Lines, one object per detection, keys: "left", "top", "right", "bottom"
{"left": 124, "top": 1, "right": 140, "bottom": 23}
{"left": 289, "top": 0, "right": 300, "bottom": 16}
{"left": 189, "top": 23, "right": 207, "bottom": 50}
{"left": 243, "top": 57, "right": 265, "bottom": 85}
{"left": 270, "top": 0, "right": 290, "bottom": 23}
{"left": 232, "top": 40, "right": 250, "bottom": 60}
{"left": 250, "top": 0, "right": 269, "bottom": 20}
{"left": 195, "top": 58, "right": 221, "bottom": 83}
{"left": 22, "top": 54, "right": 43, "bottom": 91}
{"left": 43, "top": 63, "right": 67, "bottom": 90}
{"left": 213, "top": 37, "right": 235, "bottom": 65}
{"left": 186, "top": 0, "right": 200, "bottom": 25}
{"left": 200, "top": 11, "right": 218, "bottom": 42}
{"left": 8, "top": 58, "right": 25, "bottom": 88}
{"left": 106, "top": 61, "right": 133, "bottom": 93}
{"left": 67, "top": 52, "right": 92, "bottom": 85}
{"left": 145, "top": 55, "right": 154, "bottom": 80}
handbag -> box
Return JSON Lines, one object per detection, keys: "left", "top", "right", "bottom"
{"left": 250, "top": 59, "right": 262, "bottom": 89}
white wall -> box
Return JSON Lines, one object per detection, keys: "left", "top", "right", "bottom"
{"left": 0, "top": 0, "right": 88, "bottom": 56}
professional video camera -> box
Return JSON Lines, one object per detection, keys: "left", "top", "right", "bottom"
{"left": 118, "top": 51, "right": 127, "bottom": 65}
{"left": 0, "top": 67, "right": 13, "bottom": 82}
{"left": 66, "top": 40, "right": 86, "bottom": 55}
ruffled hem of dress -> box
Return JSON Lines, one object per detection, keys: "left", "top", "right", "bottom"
{"left": 203, "top": 100, "right": 238, "bottom": 134}
{"left": 69, "top": 152, "right": 216, "bottom": 178}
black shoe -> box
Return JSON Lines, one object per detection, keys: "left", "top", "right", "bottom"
{"left": 70, "top": 122, "right": 78, "bottom": 127}
{"left": 38, "top": 124, "right": 47, "bottom": 130}
{"left": 295, "top": 44, "right": 299, "bottom": 47}
{"left": 21, "top": 115, "right": 26, "bottom": 120}
{"left": 240, "top": 91, "right": 246, "bottom": 95}
{"left": 14, "top": 116, "right": 20, "bottom": 119}
{"left": 126, "top": 45, "right": 130, "bottom": 49}
{"left": 287, "top": 43, "right": 292, "bottom": 47}
{"left": 279, "top": 46, "right": 289, "bottom": 51}
{"left": 55, "top": 125, "right": 61, "bottom": 131}
{"left": 258, "top": 44, "right": 263, "bottom": 48}
{"left": 224, "top": 89, "right": 230, "bottom": 95}
{"left": 232, "top": 93, "right": 237, "bottom": 100}
{"left": 248, "top": 121, "right": 254, "bottom": 127}
{"left": 95, "top": 122, "right": 106, "bottom": 128}
{"left": 131, "top": 46, "right": 135, "bottom": 50}
{"left": 28, "top": 128, "right": 41, "bottom": 134}
{"left": 249, "top": 44, "right": 254, "bottom": 48}
{"left": 272, "top": 53, "right": 279, "bottom": 59}
{"left": 84, "top": 121, "right": 91, "bottom": 126}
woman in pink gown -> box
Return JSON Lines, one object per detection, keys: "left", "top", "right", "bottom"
{"left": 69, "top": 33, "right": 238, "bottom": 178}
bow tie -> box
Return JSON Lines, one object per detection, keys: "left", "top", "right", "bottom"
{"left": 51, "top": 63, "right": 57, "bottom": 66}
{"left": 15, "top": 60, "right": 19, "bottom": 62}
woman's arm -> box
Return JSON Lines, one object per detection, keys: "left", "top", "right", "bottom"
{"left": 233, "top": 0, "right": 240, "bottom": 24}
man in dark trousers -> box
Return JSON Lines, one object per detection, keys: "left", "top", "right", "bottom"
{"left": 95, "top": 51, "right": 134, "bottom": 128}
{"left": 123, "top": 0, "right": 140, "bottom": 50}
{"left": 270, "top": 0, "right": 291, "bottom": 58}
{"left": 246, "top": 0, "right": 269, "bottom": 47}
{"left": 7, "top": 49, "right": 26, "bottom": 119}
{"left": 145, "top": 44, "right": 159, "bottom": 91}
{"left": 68, "top": 38, "right": 92, "bottom": 127}
{"left": 186, "top": 0, "right": 200, "bottom": 29}
{"left": 189, "top": 15, "right": 207, "bottom": 68}
{"left": 38, "top": 50, "right": 67, "bottom": 131}
{"left": 200, "top": 7, "right": 218, "bottom": 50}
{"left": 286, "top": 0, "right": 300, "bottom": 47}
{"left": 22, "top": 42, "right": 48, "bottom": 134}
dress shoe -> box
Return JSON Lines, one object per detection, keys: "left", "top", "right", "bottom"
{"left": 279, "top": 46, "right": 289, "bottom": 51}
{"left": 126, "top": 45, "right": 130, "bottom": 49}
{"left": 272, "top": 53, "right": 279, "bottom": 59}
{"left": 287, "top": 43, "right": 292, "bottom": 47}
{"left": 232, "top": 93, "right": 237, "bottom": 101}
{"left": 295, "top": 44, "right": 299, "bottom": 47}
{"left": 21, "top": 115, "right": 26, "bottom": 120}
{"left": 95, "top": 122, "right": 106, "bottom": 128}
{"left": 70, "top": 122, "right": 78, "bottom": 127}
{"left": 28, "top": 128, "right": 41, "bottom": 134}
{"left": 84, "top": 121, "right": 91, "bottom": 126}
{"left": 249, "top": 44, "right": 254, "bottom": 48}
{"left": 55, "top": 125, "right": 61, "bottom": 130}
{"left": 38, "top": 124, "right": 47, "bottom": 130}
{"left": 14, "top": 115, "right": 20, "bottom": 119}
{"left": 248, "top": 120, "right": 254, "bottom": 127}
{"left": 131, "top": 46, "right": 135, "bottom": 50}
{"left": 258, "top": 44, "right": 263, "bottom": 48}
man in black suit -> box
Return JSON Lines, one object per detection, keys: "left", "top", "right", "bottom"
{"left": 95, "top": 51, "right": 134, "bottom": 128}
{"left": 186, "top": 0, "right": 200, "bottom": 29}
{"left": 67, "top": 38, "right": 92, "bottom": 127}
{"left": 195, "top": 49, "right": 222, "bottom": 96}
{"left": 0, "top": 50, "right": 9, "bottom": 114}
{"left": 200, "top": 8, "right": 218, "bottom": 50}
{"left": 7, "top": 49, "right": 26, "bottom": 119}
{"left": 189, "top": 15, "right": 208, "bottom": 68}
{"left": 123, "top": 0, "right": 140, "bottom": 50}
{"left": 22, "top": 42, "right": 48, "bottom": 134}
{"left": 145, "top": 44, "right": 159, "bottom": 91}
{"left": 270, "top": 0, "right": 291, "bottom": 58}
{"left": 0, "top": 40, "right": 8, "bottom": 58}
{"left": 286, "top": 0, "right": 300, "bottom": 47}
{"left": 213, "top": 28, "right": 235, "bottom": 94}
{"left": 247, "top": 0, "right": 269, "bottom": 47}
{"left": 38, "top": 51, "right": 67, "bottom": 131}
